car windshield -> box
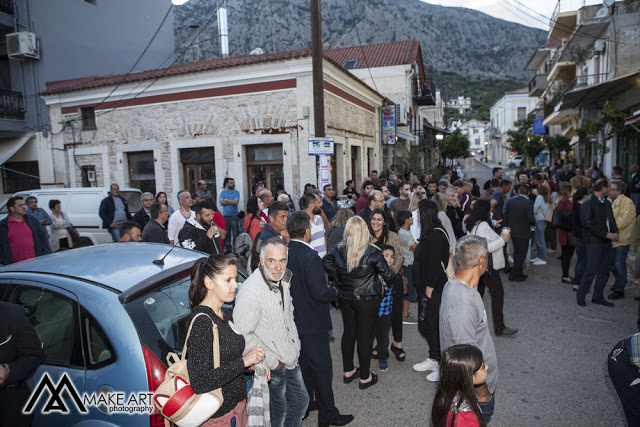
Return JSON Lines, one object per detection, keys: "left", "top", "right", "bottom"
{"left": 125, "top": 264, "right": 247, "bottom": 365}
{"left": 121, "top": 191, "right": 142, "bottom": 213}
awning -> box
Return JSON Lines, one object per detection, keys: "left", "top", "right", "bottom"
{"left": 560, "top": 71, "right": 640, "bottom": 111}
{"left": 569, "top": 135, "right": 580, "bottom": 146}
{"left": 423, "top": 124, "right": 450, "bottom": 135}
{"left": 397, "top": 129, "right": 414, "bottom": 141}
{"left": 0, "top": 132, "right": 35, "bottom": 165}
{"left": 626, "top": 111, "right": 640, "bottom": 134}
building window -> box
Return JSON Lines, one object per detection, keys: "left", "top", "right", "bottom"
{"left": 127, "top": 151, "right": 155, "bottom": 194}
{"left": 180, "top": 147, "right": 216, "bottom": 197}
{"left": 343, "top": 60, "right": 358, "bottom": 69}
{"left": 81, "top": 107, "right": 96, "bottom": 130}
{"left": 517, "top": 107, "right": 526, "bottom": 121}
{"left": 246, "top": 145, "right": 283, "bottom": 196}
{"left": 2, "top": 161, "right": 39, "bottom": 194}
{"left": 81, "top": 166, "right": 97, "bottom": 187}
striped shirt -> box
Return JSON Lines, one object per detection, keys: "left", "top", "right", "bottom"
{"left": 310, "top": 214, "right": 326, "bottom": 258}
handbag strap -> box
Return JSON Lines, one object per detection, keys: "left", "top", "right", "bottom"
{"left": 436, "top": 227, "right": 453, "bottom": 253}
{"left": 181, "top": 312, "right": 220, "bottom": 370}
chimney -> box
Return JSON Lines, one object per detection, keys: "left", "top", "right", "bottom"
{"left": 218, "top": 7, "right": 229, "bottom": 57}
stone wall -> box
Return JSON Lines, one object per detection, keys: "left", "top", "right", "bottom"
{"left": 73, "top": 153, "right": 104, "bottom": 187}
{"left": 324, "top": 92, "right": 376, "bottom": 140}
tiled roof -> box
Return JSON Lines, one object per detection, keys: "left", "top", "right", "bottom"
{"left": 324, "top": 39, "right": 421, "bottom": 69}
{"left": 42, "top": 39, "right": 421, "bottom": 96}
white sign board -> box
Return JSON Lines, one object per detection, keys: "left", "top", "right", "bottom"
{"left": 308, "top": 137, "right": 334, "bottom": 156}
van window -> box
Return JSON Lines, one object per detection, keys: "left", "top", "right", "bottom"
{"left": 68, "top": 193, "right": 102, "bottom": 215}
{"left": 121, "top": 191, "right": 141, "bottom": 212}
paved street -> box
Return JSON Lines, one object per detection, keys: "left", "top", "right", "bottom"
{"left": 304, "top": 160, "right": 639, "bottom": 427}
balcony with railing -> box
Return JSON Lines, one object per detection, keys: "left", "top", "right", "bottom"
{"left": 549, "top": 0, "right": 602, "bottom": 39}
{"left": 0, "top": 90, "right": 25, "bottom": 121}
{"left": 528, "top": 73, "right": 548, "bottom": 97}
{"left": 412, "top": 77, "right": 436, "bottom": 106}
{"left": 0, "top": 0, "right": 14, "bottom": 15}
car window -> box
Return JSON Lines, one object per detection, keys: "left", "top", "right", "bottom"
{"left": 121, "top": 191, "right": 141, "bottom": 213}
{"left": 0, "top": 202, "right": 8, "bottom": 215}
{"left": 81, "top": 307, "right": 117, "bottom": 369}
{"left": 12, "top": 287, "right": 78, "bottom": 366}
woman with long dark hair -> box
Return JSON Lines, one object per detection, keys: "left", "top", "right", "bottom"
{"left": 186, "top": 254, "right": 268, "bottom": 426}
{"left": 465, "top": 199, "right": 517, "bottom": 336}
{"left": 323, "top": 216, "right": 396, "bottom": 390}
{"left": 431, "top": 344, "right": 487, "bottom": 427}
{"left": 243, "top": 196, "right": 265, "bottom": 242}
{"left": 412, "top": 199, "right": 450, "bottom": 382}
{"left": 557, "top": 183, "right": 575, "bottom": 284}
{"left": 368, "top": 208, "right": 404, "bottom": 371}
{"left": 156, "top": 191, "right": 175, "bottom": 216}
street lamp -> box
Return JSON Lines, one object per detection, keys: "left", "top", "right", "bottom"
{"left": 435, "top": 134, "right": 444, "bottom": 141}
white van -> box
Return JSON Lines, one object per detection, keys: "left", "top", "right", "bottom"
{"left": 0, "top": 187, "right": 142, "bottom": 245}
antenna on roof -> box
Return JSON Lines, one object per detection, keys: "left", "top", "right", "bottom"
{"left": 153, "top": 242, "right": 180, "bottom": 265}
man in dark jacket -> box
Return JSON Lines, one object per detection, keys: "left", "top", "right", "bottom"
{"left": 98, "top": 184, "right": 133, "bottom": 242}
{"left": 178, "top": 200, "right": 222, "bottom": 254}
{"left": 356, "top": 190, "right": 386, "bottom": 223}
{"left": 133, "top": 192, "right": 154, "bottom": 231}
{"left": 0, "top": 196, "right": 51, "bottom": 266}
{"left": 577, "top": 179, "right": 619, "bottom": 307}
{"left": 286, "top": 211, "right": 353, "bottom": 426}
{"left": 0, "top": 302, "right": 44, "bottom": 426}
{"left": 259, "top": 201, "right": 289, "bottom": 244}
{"left": 503, "top": 184, "right": 535, "bottom": 282}
{"left": 141, "top": 203, "right": 170, "bottom": 244}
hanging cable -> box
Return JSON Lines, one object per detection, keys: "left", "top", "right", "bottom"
{"left": 345, "top": 0, "right": 380, "bottom": 94}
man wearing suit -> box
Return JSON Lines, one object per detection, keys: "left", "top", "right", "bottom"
{"left": 503, "top": 183, "right": 535, "bottom": 282}
{"left": 0, "top": 302, "right": 44, "bottom": 427}
{"left": 286, "top": 211, "right": 353, "bottom": 427}
{"left": 133, "top": 192, "right": 154, "bottom": 231}
{"left": 141, "top": 202, "right": 170, "bottom": 244}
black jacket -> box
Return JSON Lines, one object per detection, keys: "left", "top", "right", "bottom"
{"left": 98, "top": 195, "right": 132, "bottom": 229}
{"left": 0, "top": 215, "right": 51, "bottom": 266}
{"left": 323, "top": 244, "right": 396, "bottom": 300}
{"left": 178, "top": 220, "right": 222, "bottom": 254}
{"left": 141, "top": 219, "right": 170, "bottom": 244}
{"left": 412, "top": 228, "right": 450, "bottom": 296}
{"left": 580, "top": 195, "right": 618, "bottom": 244}
{"left": 287, "top": 240, "right": 337, "bottom": 334}
{"left": 571, "top": 201, "right": 584, "bottom": 238}
{"left": 503, "top": 195, "right": 535, "bottom": 238}
{"left": 133, "top": 207, "right": 151, "bottom": 230}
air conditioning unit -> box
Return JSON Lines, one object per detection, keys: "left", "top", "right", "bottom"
{"left": 396, "top": 103, "right": 408, "bottom": 125}
{"left": 593, "top": 40, "right": 606, "bottom": 53}
{"left": 7, "top": 32, "right": 39, "bottom": 60}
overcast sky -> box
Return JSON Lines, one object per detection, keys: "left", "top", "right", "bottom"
{"left": 421, "top": 0, "right": 559, "bottom": 30}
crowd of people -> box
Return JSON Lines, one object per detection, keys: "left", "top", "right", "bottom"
{"left": 2, "top": 160, "right": 640, "bottom": 426}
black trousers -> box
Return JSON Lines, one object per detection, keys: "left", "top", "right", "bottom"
{"left": 560, "top": 244, "right": 575, "bottom": 278}
{"left": 339, "top": 298, "right": 379, "bottom": 380}
{"left": 417, "top": 291, "right": 442, "bottom": 361}
{"left": 608, "top": 339, "right": 640, "bottom": 426}
{"left": 299, "top": 333, "right": 339, "bottom": 423}
{"left": 478, "top": 270, "right": 505, "bottom": 332}
{"left": 374, "top": 286, "right": 404, "bottom": 360}
{"left": 0, "top": 383, "right": 34, "bottom": 427}
{"left": 511, "top": 237, "right": 529, "bottom": 279}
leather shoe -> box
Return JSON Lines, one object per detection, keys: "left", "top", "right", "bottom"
{"left": 503, "top": 267, "right": 512, "bottom": 274}
{"left": 318, "top": 413, "right": 355, "bottom": 426}
{"left": 509, "top": 275, "right": 526, "bottom": 282}
{"left": 577, "top": 298, "right": 586, "bottom": 307}
{"left": 304, "top": 401, "right": 318, "bottom": 420}
{"left": 495, "top": 327, "right": 518, "bottom": 336}
{"left": 592, "top": 299, "right": 614, "bottom": 307}
{"left": 608, "top": 290, "right": 624, "bottom": 300}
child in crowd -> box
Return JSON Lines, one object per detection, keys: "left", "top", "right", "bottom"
{"left": 396, "top": 210, "right": 417, "bottom": 324}
{"left": 431, "top": 344, "right": 488, "bottom": 427}
{"left": 372, "top": 244, "right": 406, "bottom": 371}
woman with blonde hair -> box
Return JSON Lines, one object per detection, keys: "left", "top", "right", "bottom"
{"left": 532, "top": 184, "right": 552, "bottom": 266}
{"left": 408, "top": 188, "right": 427, "bottom": 242}
{"left": 433, "top": 193, "right": 457, "bottom": 246}
{"left": 324, "top": 216, "right": 396, "bottom": 390}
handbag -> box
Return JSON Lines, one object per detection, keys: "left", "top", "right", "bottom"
{"left": 153, "top": 313, "right": 224, "bottom": 427}
{"left": 61, "top": 212, "right": 80, "bottom": 242}
{"left": 552, "top": 200, "right": 573, "bottom": 231}
{"left": 544, "top": 201, "right": 556, "bottom": 223}
{"left": 437, "top": 228, "right": 455, "bottom": 279}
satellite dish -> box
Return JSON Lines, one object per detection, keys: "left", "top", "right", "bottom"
{"left": 595, "top": 6, "right": 609, "bottom": 19}
{"left": 603, "top": 0, "right": 614, "bottom": 7}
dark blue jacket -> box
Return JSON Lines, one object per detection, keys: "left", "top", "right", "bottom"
{"left": 259, "top": 224, "right": 281, "bottom": 242}
{"left": 287, "top": 239, "right": 337, "bottom": 335}
{"left": 0, "top": 215, "right": 52, "bottom": 265}
{"left": 98, "top": 195, "right": 132, "bottom": 229}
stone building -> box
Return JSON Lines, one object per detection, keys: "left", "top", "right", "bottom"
{"left": 40, "top": 49, "right": 384, "bottom": 207}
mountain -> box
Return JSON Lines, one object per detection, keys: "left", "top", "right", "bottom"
{"left": 173, "top": 0, "right": 547, "bottom": 81}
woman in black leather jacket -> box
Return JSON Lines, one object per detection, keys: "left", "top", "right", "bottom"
{"left": 324, "top": 216, "right": 396, "bottom": 390}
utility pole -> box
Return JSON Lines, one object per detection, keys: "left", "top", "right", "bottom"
{"left": 310, "top": 0, "right": 325, "bottom": 137}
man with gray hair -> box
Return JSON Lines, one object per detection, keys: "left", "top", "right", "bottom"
{"left": 167, "top": 190, "right": 194, "bottom": 244}
{"left": 133, "top": 192, "right": 154, "bottom": 230}
{"left": 439, "top": 235, "right": 498, "bottom": 423}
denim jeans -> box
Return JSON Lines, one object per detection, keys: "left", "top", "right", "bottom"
{"left": 611, "top": 245, "right": 630, "bottom": 293}
{"left": 268, "top": 364, "right": 309, "bottom": 427}
{"left": 524, "top": 239, "right": 531, "bottom": 263}
{"left": 223, "top": 215, "right": 239, "bottom": 251}
{"left": 107, "top": 225, "right": 122, "bottom": 242}
{"left": 608, "top": 339, "right": 640, "bottom": 426}
{"left": 403, "top": 265, "right": 417, "bottom": 302}
{"left": 577, "top": 242, "right": 612, "bottom": 301}
{"left": 534, "top": 220, "right": 547, "bottom": 261}
{"left": 478, "top": 392, "right": 495, "bottom": 424}
{"left": 572, "top": 236, "right": 586, "bottom": 284}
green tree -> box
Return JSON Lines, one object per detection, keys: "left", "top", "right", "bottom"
{"left": 544, "top": 134, "right": 571, "bottom": 166}
{"left": 440, "top": 129, "right": 470, "bottom": 163}
{"left": 399, "top": 146, "right": 425, "bottom": 175}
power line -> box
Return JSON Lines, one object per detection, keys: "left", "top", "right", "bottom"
{"left": 345, "top": 0, "right": 380, "bottom": 94}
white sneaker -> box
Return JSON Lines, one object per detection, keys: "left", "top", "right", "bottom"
{"left": 530, "top": 258, "right": 541, "bottom": 263}
{"left": 532, "top": 259, "right": 547, "bottom": 265}
{"left": 413, "top": 358, "right": 438, "bottom": 372}
{"left": 508, "top": 256, "right": 514, "bottom": 263}
{"left": 426, "top": 365, "right": 440, "bottom": 382}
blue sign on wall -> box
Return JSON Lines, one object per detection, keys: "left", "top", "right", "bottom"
{"left": 533, "top": 119, "right": 547, "bottom": 135}
{"left": 381, "top": 105, "right": 397, "bottom": 145}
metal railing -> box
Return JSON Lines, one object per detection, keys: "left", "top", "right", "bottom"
{"left": 550, "top": 0, "right": 602, "bottom": 28}
{"left": 573, "top": 73, "right": 608, "bottom": 88}
{"left": 0, "top": 89, "right": 25, "bottom": 120}
{"left": 528, "top": 73, "right": 548, "bottom": 95}
{"left": 412, "top": 77, "right": 436, "bottom": 106}
{"left": 0, "top": 0, "right": 13, "bottom": 15}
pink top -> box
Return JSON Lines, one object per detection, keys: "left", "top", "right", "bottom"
{"left": 7, "top": 216, "right": 36, "bottom": 262}
{"left": 446, "top": 410, "right": 481, "bottom": 427}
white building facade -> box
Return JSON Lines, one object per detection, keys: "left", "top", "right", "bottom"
{"left": 489, "top": 88, "right": 538, "bottom": 165}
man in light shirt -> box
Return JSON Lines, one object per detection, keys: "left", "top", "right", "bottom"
{"left": 167, "top": 190, "right": 195, "bottom": 244}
